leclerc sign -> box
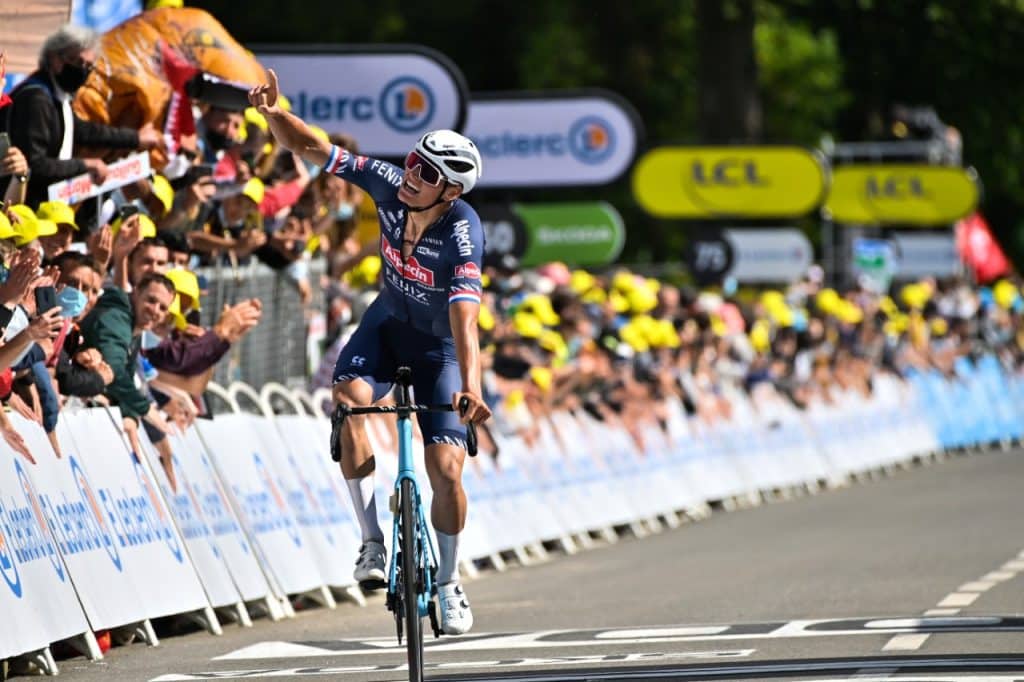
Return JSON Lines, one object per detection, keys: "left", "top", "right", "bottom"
{"left": 632, "top": 146, "right": 827, "bottom": 218}
{"left": 257, "top": 46, "right": 468, "bottom": 157}
{"left": 478, "top": 202, "right": 625, "bottom": 267}
{"left": 825, "top": 165, "right": 979, "bottom": 226}
{"left": 464, "top": 91, "right": 641, "bottom": 188}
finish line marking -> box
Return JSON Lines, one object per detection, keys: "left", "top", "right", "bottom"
{"left": 883, "top": 549, "right": 1023, "bottom": 651}
{"left": 150, "top": 650, "right": 754, "bottom": 680}
{"left": 212, "top": 615, "right": 1024, "bottom": 661}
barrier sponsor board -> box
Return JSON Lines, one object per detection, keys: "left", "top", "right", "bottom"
{"left": 465, "top": 91, "right": 641, "bottom": 188}
{"left": 47, "top": 151, "right": 151, "bottom": 204}
{"left": 136, "top": 429, "right": 244, "bottom": 609}
{"left": 632, "top": 146, "right": 826, "bottom": 218}
{"left": 59, "top": 409, "right": 210, "bottom": 623}
{"left": 825, "top": 164, "right": 979, "bottom": 225}
{"left": 684, "top": 230, "right": 734, "bottom": 284}
{"left": 891, "top": 232, "right": 958, "bottom": 278}
{"left": 477, "top": 202, "right": 625, "bottom": 267}
{"left": 0, "top": 435, "right": 90, "bottom": 660}
{"left": 196, "top": 414, "right": 326, "bottom": 596}
{"left": 722, "top": 228, "right": 813, "bottom": 283}
{"left": 258, "top": 47, "right": 468, "bottom": 158}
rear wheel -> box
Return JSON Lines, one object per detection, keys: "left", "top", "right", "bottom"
{"left": 400, "top": 478, "right": 424, "bottom": 681}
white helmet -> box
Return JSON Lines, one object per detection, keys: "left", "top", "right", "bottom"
{"left": 414, "top": 130, "right": 482, "bottom": 193}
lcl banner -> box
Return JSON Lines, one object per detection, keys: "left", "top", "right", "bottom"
{"left": 465, "top": 91, "right": 642, "bottom": 188}
{"left": 825, "top": 165, "right": 980, "bottom": 225}
{"left": 477, "top": 202, "right": 625, "bottom": 267}
{"left": 632, "top": 146, "right": 827, "bottom": 218}
{"left": 257, "top": 46, "right": 469, "bottom": 158}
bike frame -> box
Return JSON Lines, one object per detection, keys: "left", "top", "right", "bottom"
{"left": 389, "top": 407, "right": 439, "bottom": 617}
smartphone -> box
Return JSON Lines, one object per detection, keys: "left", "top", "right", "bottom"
{"left": 0, "top": 132, "right": 10, "bottom": 157}
{"left": 118, "top": 204, "right": 140, "bottom": 220}
{"left": 34, "top": 286, "right": 58, "bottom": 315}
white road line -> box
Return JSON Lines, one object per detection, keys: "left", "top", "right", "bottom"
{"left": 937, "top": 592, "right": 981, "bottom": 607}
{"left": 595, "top": 626, "right": 728, "bottom": 639}
{"left": 1001, "top": 559, "right": 1024, "bottom": 571}
{"left": 958, "top": 580, "right": 997, "bottom": 592}
{"left": 881, "top": 634, "right": 931, "bottom": 651}
{"left": 982, "top": 571, "right": 1016, "bottom": 582}
{"left": 922, "top": 608, "right": 960, "bottom": 616}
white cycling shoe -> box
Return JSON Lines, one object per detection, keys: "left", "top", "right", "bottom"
{"left": 437, "top": 581, "right": 473, "bottom": 635}
{"left": 354, "top": 540, "right": 386, "bottom": 586}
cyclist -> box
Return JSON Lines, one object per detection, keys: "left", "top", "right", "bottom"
{"left": 249, "top": 70, "right": 491, "bottom": 635}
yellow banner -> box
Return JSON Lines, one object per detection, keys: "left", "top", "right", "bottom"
{"left": 632, "top": 146, "right": 826, "bottom": 218}
{"left": 825, "top": 165, "right": 979, "bottom": 225}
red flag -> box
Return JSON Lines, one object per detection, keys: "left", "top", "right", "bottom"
{"left": 0, "top": 54, "right": 12, "bottom": 110}
{"left": 955, "top": 212, "right": 1012, "bottom": 283}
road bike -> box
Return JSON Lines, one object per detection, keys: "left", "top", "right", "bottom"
{"left": 329, "top": 366, "right": 477, "bottom": 682}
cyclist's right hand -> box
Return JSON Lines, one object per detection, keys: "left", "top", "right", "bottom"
{"left": 453, "top": 390, "right": 491, "bottom": 425}
{"left": 249, "top": 69, "right": 284, "bottom": 118}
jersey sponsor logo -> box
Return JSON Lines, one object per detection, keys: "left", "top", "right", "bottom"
{"left": 416, "top": 245, "right": 440, "bottom": 259}
{"left": 431, "top": 434, "right": 467, "bottom": 449}
{"left": 350, "top": 355, "right": 366, "bottom": 367}
{"left": 454, "top": 262, "right": 481, "bottom": 279}
{"left": 354, "top": 155, "right": 369, "bottom": 171}
{"left": 421, "top": 237, "right": 444, "bottom": 247}
{"left": 386, "top": 272, "right": 431, "bottom": 305}
{"left": 369, "top": 160, "right": 404, "bottom": 188}
{"left": 381, "top": 239, "right": 436, "bottom": 286}
{"left": 569, "top": 116, "right": 615, "bottom": 164}
{"left": 379, "top": 77, "right": 435, "bottom": 133}
{"left": 452, "top": 220, "right": 473, "bottom": 257}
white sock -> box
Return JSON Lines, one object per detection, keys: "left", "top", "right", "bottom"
{"left": 346, "top": 476, "right": 384, "bottom": 543}
{"left": 435, "top": 530, "right": 461, "bottom": 585}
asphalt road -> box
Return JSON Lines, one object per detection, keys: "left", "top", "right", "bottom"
{"left": 25, "top": 446, "right": 1024, "bottom": 682}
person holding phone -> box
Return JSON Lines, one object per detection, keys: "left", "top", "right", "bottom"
{"left": 0, "top": 135, "right": 30, "bottom": 207}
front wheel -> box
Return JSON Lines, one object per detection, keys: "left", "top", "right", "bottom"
{"left": 400, "top": 478, "right": 424, "bottom": 681}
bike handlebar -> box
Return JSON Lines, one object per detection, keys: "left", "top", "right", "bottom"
{"left": 331, "top": 400, "right": 479, "bottom": 457}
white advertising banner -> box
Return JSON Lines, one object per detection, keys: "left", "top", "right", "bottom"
{"left": 135, "top": 429, "right": 242, "bottom": 609}
{"left": 258, "top": 48, "right": 468, "bottom": 157}
{"left": 164, "top": 427, "right": 272, "bottom": 603}
{"left": 465, "top": 93, "right": 641, "bottom": 188}
{"left": 723, "top": 228, "right": 813, "bottom": 283}
{"left": 47, "top": 151, "right": 151, "bottom": 203}
{"left": 892, "top": 232, "right": 958, "bottom": 279}
{"left": 59, "top": 409, "right": 210, "bottom": 621}
{"left": 0, "top": 433, "right": 90, "bottom": 660}
{"left": 196, "top": 415, "right": 325, "bottom": 596}
{"left": 244, "top": 415, "right": 362, "bottom": 588}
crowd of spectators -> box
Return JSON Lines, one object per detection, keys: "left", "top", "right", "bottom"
{"left": 1, "top": 20, "right": 1021, "bottom": 479}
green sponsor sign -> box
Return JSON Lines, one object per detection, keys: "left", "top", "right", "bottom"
{"left": 512, "top": 202, "right": 625, "bottom": 267}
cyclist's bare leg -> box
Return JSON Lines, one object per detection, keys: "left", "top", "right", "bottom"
{"left": 334, "top": 378, "right": 384, "bottom": 543}
{"left": 425, "top": 442, "right": 466, "bottom": 584}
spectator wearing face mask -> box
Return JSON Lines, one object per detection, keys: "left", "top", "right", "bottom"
{"left": 3, "top": 25, "right": 163, "bottom": 208}
{"left": 51, "top": 252, "right": 113, "bottom": 398}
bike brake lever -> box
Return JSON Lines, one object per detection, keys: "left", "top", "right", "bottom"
{"left": 329, "top": 404, "right": 349, "bottom": 462}
{"left": 457, "top": 396, "right": 478, "bottom": 457}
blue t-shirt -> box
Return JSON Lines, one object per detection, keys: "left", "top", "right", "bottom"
{"left": 323, "top": 145, "right": 484, "bottom": 339}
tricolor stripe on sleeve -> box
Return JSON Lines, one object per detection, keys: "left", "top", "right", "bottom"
{"left": 448, "top": 290, "right": 481, "bottom": 304}
{"left": 324, "top": 145, "right": 347, "bottom": 174}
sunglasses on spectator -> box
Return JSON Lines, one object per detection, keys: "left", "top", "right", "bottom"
{"left": 404, "top": 151, "right": 445, "bottom": 187}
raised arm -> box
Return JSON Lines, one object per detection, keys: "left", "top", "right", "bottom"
{"left": 248, "top": 69, "right": 330, "bottom": 167}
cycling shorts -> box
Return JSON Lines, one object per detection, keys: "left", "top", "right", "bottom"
{"left": 333, "top": 297, "right": 466, "bottom": 450}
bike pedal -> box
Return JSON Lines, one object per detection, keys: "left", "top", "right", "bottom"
{"left": 359, "top": 579, "right": 386, "bottom": 591}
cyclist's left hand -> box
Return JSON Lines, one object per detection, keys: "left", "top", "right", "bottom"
{"left": 452, "top": 390, "right": 491, "bottom": 425}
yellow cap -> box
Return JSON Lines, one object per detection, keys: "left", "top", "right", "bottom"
{"left": 513, "top": 311, "right": 543, "bottom": 339}
{"left": 9, "top": 204, "right": 58, "bottom": 244}
{"left": 111, "top": 213, "right": 157, "bottom": 239}
{"left": 519, "top": 294, "right": 559, "bottom": 326}
{"left": 930, "top": 317, "right": 948, "bottom": 337}
{"left": 278, "top": 94, "right": 291, "bottom": 112}
{"left": 477, "top": 303, "right": 495, "bottom": 331}
{"left": 529, "top": 366, "right": 553, "bottom": 393}
{"left": 342, "top": 255, "right": 381, "bottom": 288}
{"left": 168, "top": 294, "right": 188, "bottom": 330}
{"left": 749, "top": 319, "right": 771, "bottom": 353}
{"left": 165, "top": 268, "right": 202, "bottom": 311}
{"left": 240, "top": 177, "right": 265, "bottom": 206}
{"left": 815, "top": 288, "right": 841, "bottom": 314}
{"left": 147, "top": 0, "right": 183, "bottom": 7}
{"left": 244, "top": 107, "right": 268, "bottom": 133}
{"left": 993, "top": 279, "right": 1019, "bottom": 310}
{"left": 36, "top": 201, "right": 78, "bottom": 230}
{"left": 570, "top": 269, "right": 596, "bottom": 294}
{"left": 0, "top": 212, "right": 16, "bottom": 241}
{"left": 150, "top": 175, "right": 174, "bottom": 217}
{"left": 308, "top": 125, "right": 330, "bottom": 144}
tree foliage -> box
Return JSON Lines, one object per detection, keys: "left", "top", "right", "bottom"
{"left": 192, "top": 0, "right": 1024, "bottom": 265}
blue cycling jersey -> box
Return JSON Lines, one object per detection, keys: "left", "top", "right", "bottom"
{"left": 323, "top": 144, "right": 484, "bottom": 339}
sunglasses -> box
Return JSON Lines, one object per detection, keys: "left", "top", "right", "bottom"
{"left": 404, "top": 151, "right": 445, "bottom": 187}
